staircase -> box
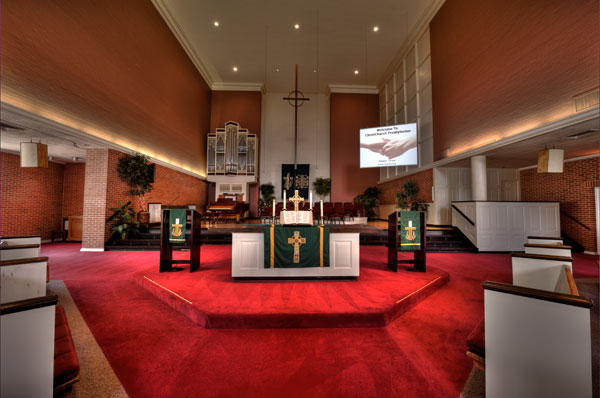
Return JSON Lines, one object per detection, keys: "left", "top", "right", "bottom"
{"left": 426, "top": 226, "right": 477, "bottom": 252}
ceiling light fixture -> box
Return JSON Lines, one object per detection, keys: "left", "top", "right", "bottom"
{"left": 233, "top": 66, "right": 238, "bottom": 72}
{"left": 276, "top": 68, "right": 280, "bottom": 72}
{"left": 294, "top": 24, "right": 300, "bottom": 30}
{"left": 313, "top": 69, "right": 317, "bottom": 73}
{"left": 373, "top": 26, "right": 379, "bottom": 32}
{"left": 354, "top": 70, "right": 359, "bottom": 75}
{"left": 214, "top": 21, "right": 219, "bottom": 27}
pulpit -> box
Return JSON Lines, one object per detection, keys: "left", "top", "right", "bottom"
{"left": 387, "top": 211, "right": 426, "bottom": 272}
{"left": 159, "top": 209, "right": 202, "bottom": 272}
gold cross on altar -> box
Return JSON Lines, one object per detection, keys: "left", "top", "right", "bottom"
{"left": 288, "top": 231, "right": 306, "bottom": 263}
{"left": 289, "top": 190, "right": 304, "bottom": 212}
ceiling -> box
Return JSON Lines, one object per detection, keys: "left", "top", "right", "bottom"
{"left": 154, "top": 0, "right": 437, "bottom": 93}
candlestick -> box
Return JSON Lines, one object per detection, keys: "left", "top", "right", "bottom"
{"left": 272, "top": 199, "right": 276, "bottom": 218}
{"left": 309, "top": 191, "right": 313, "bottom": 209}
{"left": 320, "top": 200, "right": 323, "bottom": 218}
{"left": 283, "top": 190, "right": 286, "bottom": 210}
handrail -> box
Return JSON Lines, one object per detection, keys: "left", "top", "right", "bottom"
{"left": 511, "top": 252, "right": 572, "bottom": 262}
{"left": 483, "top": 281, "right": 592, "bottom": 309}
{"left": 563, "top": 266, "right": 579, "bottom": 297}
{"left": 451, "top": 204, "right": 475, "bottom": 226}
{"left": 560, "top": 210, "right": 591, "bottom": 231}
{"left": 1, "top": 295, "right": 58, "bottom": 315}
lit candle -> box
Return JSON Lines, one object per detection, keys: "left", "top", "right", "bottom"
{"left": 320, "top": 200, "right": 323, "bottom": 218}
{"left": 283, "top": 190, "right": 286, "bottom": 209}
{"left": 272, "top": 199, "right": 276, "bottom": 218}
{"left": 309, "top": 190, "right": 313, "bottom": 209}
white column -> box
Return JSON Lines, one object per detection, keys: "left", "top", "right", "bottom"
{"left": 471, "top": 156, "right": 487, "bottom": 201}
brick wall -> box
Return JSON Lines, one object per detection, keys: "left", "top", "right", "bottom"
{"left": 82, "top": 149, "right": 109, "bottom": 249}
{"left": 520, "top": 157, "right": 599, "bottom": 252}
{"left": 62, "top": 163, "right": 85, "bottom": 219}
{"left": 105, "top": 150, "right": 207, "bottom": 240}
{"left": 378, "top": 169, "right": 434, "bottom": 206}
{"left": 0, "top": 152, "right": 64, "bottom": 240}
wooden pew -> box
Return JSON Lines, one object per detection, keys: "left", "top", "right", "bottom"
{"left": 1, "top": 257, "right": 49, "bottom": 304}
{"left": 0, "top": 243, "right": 41, "bottom": 261}
{"left": 483, "top": 279, "right": 593, "bottom": 398}
{"left": 1, "top": 294, "right": 58, "bottom": 398}
{"left": 1, "top": 235, "right": 42, "bottom": 246}
{"left": 524, "top": 243, "right": 572, "bottom": 257}
{"left": 511, "top": 252, "right": 572, "bottom": 292}
{"left": 527, "top": 235, "right": 563, "bottom": 245}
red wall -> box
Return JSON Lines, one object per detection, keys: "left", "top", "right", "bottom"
{"left": 378, "top": 169, "right": 433, "bottom": 206}
{"left": 430, "top": 0, "right": 599, "bottom": 160}
{"left": 520, "top": 157, "right": 599, "bottom": 252}
{"left": 105, "top": 150, "right": 208, "bottom": 239}
{"left": 210, "top": 91, "right": 262, "bottom": 135}
{"left": 330, "top": 93, "right": 380, "bottom": 202}
{"left": 1, "top": 0, "right": 212, "bottom": 174}
{"left": 62, "top": 163, "right": 85, "bottom": 219}
{"left": 1, "top": 153, "right": 64, "bottom": 240}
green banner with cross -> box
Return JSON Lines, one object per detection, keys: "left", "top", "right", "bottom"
{"left": 264, "top": 226, "right": 329, "bottom": 268}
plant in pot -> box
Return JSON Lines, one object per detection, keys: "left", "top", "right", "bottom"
{"left": 396, "top": 180, "right": 430, "bottom": 212}
{"left": 109, "top": 201, "right": 140, "bottom": 239}
{"left": 117, "top": 153, "right": 154, "bottom": 224}
{"left": 312, "top": 177, "right": 331, "bottom": 201}
{"left": 258, "top": 183, "right": 275, "bottom": 215}
{"left": 354, "top": 186, "right": 380, "bottom": 220}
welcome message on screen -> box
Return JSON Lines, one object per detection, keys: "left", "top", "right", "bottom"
{"left": 359, "top": 123, "right": 418, "bottom": 168}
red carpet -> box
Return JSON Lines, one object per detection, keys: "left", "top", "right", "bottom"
{"left": 135, "top": 248, "right": 449, "bottom": 328}
{"left": 44, "top": 243, "right": 599, "bottom": 397}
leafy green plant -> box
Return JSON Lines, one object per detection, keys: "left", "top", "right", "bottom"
{"left": 117, "top": 153, "right": 154, "bottom": 211}
{"left": 312, "top": 177, "right": 331, "bottom": 201}
{"left": 354, "top": 186, "right": 380, "bottom": 220}
{"left": 258, "top": 183, "right": 275, "bottom": 214}
{"left": 109, "top": 201, "right": 140, "bottom": 239}
{"left": 396, "top": 180, "right": 430, "bottom": 212}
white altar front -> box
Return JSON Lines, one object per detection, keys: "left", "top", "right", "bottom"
{"left": 231, "top": 231, "right": 360, "bottom": 278}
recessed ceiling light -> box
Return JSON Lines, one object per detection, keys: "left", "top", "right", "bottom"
{"left": 214, "top": 21, "right": 219, "bottom": 27}
{"left": 276, "top": 68, "right": 280, "bottom": 72}
{"left": 233, "top": 66, "right": 238, "bottom": 72}
{"left": 313, "top": 69, "right": 317, "bottom": 73}
{"left": 294, "top": 24, "right": 300, "bottom": 30}
{"left": 354, "top": 70, "right": 359, "bottom": 75}
{"left": 373, "top": 26, "right": 379, "bottom": 32}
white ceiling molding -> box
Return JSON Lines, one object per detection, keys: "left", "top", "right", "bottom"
{"left": 1, "top": 102, "right": 206, "bottom": 180}
{"left": 211, "top": 82, "right": 264, "bottom": 92}
{"left": 377, "top": 106, "right": 600, "bottom": 184}
{"left": 327, "top": 85, "right": 379, "bottom": 95}
{"left": 152, "top": 0, "right": 216, "bottom": 88}
{"left": 378, "top": 0, "right": 446, "bottom": 89}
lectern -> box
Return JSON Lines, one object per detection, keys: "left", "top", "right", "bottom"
{"left": 387, "top": 211, "right": 426, "bottom": 272}
{"left": 160, "top": 209, "right": 201, "bottom": 272}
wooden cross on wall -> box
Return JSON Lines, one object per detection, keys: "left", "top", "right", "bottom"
{"left": 282, "top": 64, "right": 310, "bottom": 174}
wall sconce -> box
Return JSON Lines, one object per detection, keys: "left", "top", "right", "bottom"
{"left": 20, "top": 142, "right": 48, "bottom": 168}
{"left": 537, "top": 148, "right": 564, "bottom": 173}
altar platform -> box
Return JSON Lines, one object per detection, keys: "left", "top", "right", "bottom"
{"left": 134, "top": 245, "right": 449, "bottom": 329}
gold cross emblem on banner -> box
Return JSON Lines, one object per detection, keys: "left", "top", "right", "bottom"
{"left": 171, "top": 218, "right": 183, "bottom": 237}
{"left": 404, "top": 220, "right": 416, "bottom": 241}
{"left": 289, "top": 190, "right": 304, "bottom": 212}
{"left": 288, "top": 231, "right": 306, "bottom": 263}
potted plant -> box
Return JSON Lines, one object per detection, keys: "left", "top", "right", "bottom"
{"left": 117, "top": 153, "right": 154, "bottom": 224}
{"left": 396, "top": 180, "right": 430, "bottom": 212}
{"left": 258, "top": 183, "right": 275, "bottom": 215}
{"left": 109, "top": 201, "right": 140, "bottom": 239}
{"left": 354, "top": 186, "right": 380, "bottom": 220}
{"left": 312, "top": 177, "right": 331, "bottom": 201}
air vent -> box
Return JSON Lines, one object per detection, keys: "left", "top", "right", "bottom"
{"left": 564, "top": 129, "right": 599, "bottom": 140}
{"left": 573, "top": 88, "right": 599, "bottom": 112}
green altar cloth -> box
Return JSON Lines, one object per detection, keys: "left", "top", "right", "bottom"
{"left": 400, "top": 211, "right": 421, "bottom": 251}
{"left": 264, "top": 225, "right": 329, "bottom": 268}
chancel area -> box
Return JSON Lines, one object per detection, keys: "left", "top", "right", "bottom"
{"left": 1, "top": 0, "right": 599, "bottom": 397}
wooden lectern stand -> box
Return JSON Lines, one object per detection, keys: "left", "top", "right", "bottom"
{"left": 160, "top": 209, "right": 202, "bottom": 272}
{"left": 387, "top": 211, "right": 426, "bottom": 272}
